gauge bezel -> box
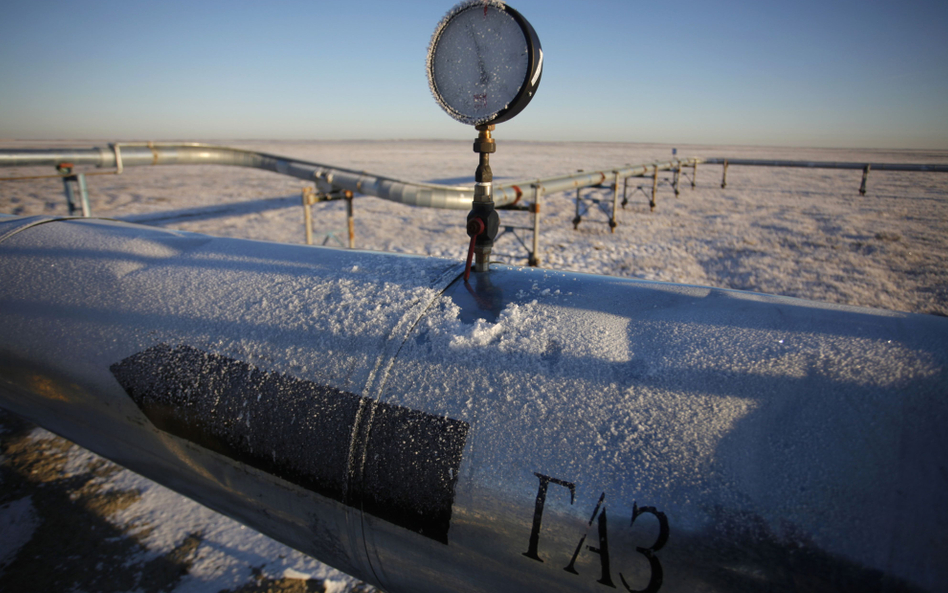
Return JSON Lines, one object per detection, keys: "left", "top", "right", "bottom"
{"left": 426, "top": 1, "right": 543, "bottom": 126}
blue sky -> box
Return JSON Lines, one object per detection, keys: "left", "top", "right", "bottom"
{"left": 1, "top": 0, "right": 946, "bottom": 148}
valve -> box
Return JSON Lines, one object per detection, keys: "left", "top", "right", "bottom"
{"left": 465, "top": 124, "right": 500, "bottom": 278}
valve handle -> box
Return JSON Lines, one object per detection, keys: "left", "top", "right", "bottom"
{"left": 464, "top": 218, "right": 486, "bottom": 281}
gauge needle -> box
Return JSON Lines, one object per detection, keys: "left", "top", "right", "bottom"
{"left": 467, "top": 21, "right": 489, "bottom": 87}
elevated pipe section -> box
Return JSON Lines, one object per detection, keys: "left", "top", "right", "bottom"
{"left": 494, "top": 159, "right": 697, "bottom": 203}
{"left": 701, "top": 157, "right": 948, "bottom": 173}
{"left": 0, "top": 143, "right": 477, "bottom": 209}
{"left": 1, "top": 215, "right": 946, "bottom": 592}
{"left": 0, "top": 143, "right": 702, "bottom": 210}
{"left": 4, "top": 144, "right": 947, "bottom": 212}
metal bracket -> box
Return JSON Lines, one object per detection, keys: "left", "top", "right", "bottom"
{"left": 302, "top": 186, "right": 355, "bottom": 248}
{"left": 110, "top": 143, "right": 124, "bottom": 175}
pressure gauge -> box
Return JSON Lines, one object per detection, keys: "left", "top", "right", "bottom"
{"left": 427, "top": 0, "right": 543, "bottom": 126}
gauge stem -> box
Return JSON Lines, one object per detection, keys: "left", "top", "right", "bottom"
{"left": 467, "top": 124, "right": 499, "bottom": 274}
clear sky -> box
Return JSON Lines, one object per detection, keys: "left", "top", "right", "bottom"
{"left": 1, "top": 0, "right": 946, "bottom": 148}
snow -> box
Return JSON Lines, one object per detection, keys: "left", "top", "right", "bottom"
{"left": 7, "top": 426, "right": 364, "bottom": 592}
{"left": 4, "top": 139, "right": 943, "bottom": 313}
{"left": 378, "top": 260, "right": 946, "bottom": 589}
{"left": 0, "top": 138, "right": 947, "bottom": 591}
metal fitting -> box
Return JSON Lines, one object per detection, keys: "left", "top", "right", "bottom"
{"left": 467, "top": 124, "right": 499, "bottom": 272}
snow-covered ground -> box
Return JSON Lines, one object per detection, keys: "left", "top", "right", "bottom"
{"left": 1, "top": 139, "right": 946, "bottom": 592}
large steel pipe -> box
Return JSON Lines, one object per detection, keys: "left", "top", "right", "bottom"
{"left": 0, "top": 215, "right": 946, "bottom": 592}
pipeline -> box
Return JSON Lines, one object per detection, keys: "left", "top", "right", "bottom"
{"left": 1, "top": 214, "right": 946, "bottom": 592}
{"left": 0, "top": 142, "right": 701, "bottom": 210}
{"left": 4, "top": 144, "right": 947, "bottom": 213}
{"left": 701, "top": 157, "right": 948, "bottom": 172}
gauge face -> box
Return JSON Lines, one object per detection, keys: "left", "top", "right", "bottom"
{"left": 427, "top": 1, "right": 542, "bottom": 126}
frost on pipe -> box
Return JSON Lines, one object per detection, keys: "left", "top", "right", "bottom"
{"left": 427, "top": 0, "right": 542, "bottom": 126}
{"left": 110, "top": 343, "right": 469, "bottom": 544}
{"left": 0, "top": 217, "right": 947, "bottom": 592}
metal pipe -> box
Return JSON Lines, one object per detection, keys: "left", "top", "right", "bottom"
{"left": 0, "top": 143, "right": 479, "bottom": 210}
{"left": 503, "top": 163, "right": 688, "bottom": 199}
{"left": 470, "top": 125, "right": 498, "bottom": 273}
{"left": 530, "top": 185, "right": 541, "bottom": 266}
{"left": 701, "top": 158, "right": 948, "bottom": 172}
{"left": 609, "top": 172, "right": 619, "bottom": 233}
{"left": 302, "top": 187, "right": 315, "bottom": 246}
{"left": 77, "top": 173, "right": 91, "bottom": 217}
{"left": 111, "top": 142, "right": 124, "bottom": 174}
{"left": 573, "top": 185, "right": 582, "bottom": 230}
{"left": 61, "top": 174, "right": 79, "bottom": 215}
{"left": 346, "top": 192, "right": 355, "bottom": 249}
{"left": 4, "top": 145, "right": 946, "bottom": 213}
{"left": 650, "top": 165, "right": 658, "bottom": 211}
{"left": 1, "top": 216, "right": 947, "bottom": 592}
{"left": 0, "top": 144, "right": 703, "bottom": 211}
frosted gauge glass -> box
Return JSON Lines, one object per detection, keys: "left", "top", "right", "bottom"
{"left": 431, "top": 5, "right": 529, "bottom": 123}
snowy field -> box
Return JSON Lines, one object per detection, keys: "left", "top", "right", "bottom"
{"left": 1, "top": 139, "right": 947, "bottom": 592}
